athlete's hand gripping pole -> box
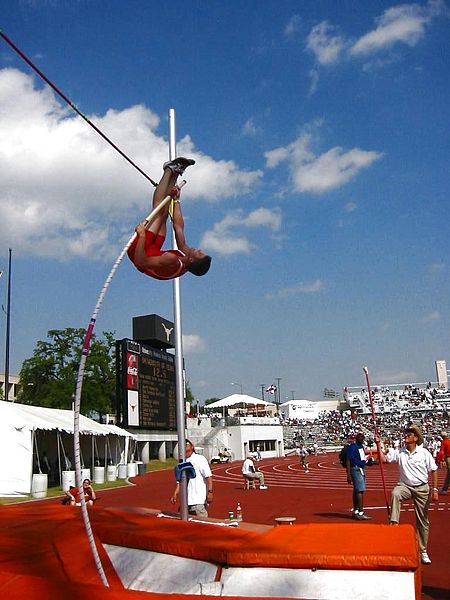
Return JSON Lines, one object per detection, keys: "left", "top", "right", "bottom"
{"left": 141, "top": 180, "right": 186, "bottom": 231}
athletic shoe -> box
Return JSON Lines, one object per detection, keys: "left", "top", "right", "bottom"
{"left": 260, "top": 485, "right": 268, "bottom": 490}
{"left": 305, "top": 470, "right": 310, "bottom": 473}
{"left": 439, "top": 489, "right": 448, "bottom": 495}
{"left": 421, "top": 551, "right": 431, "bottom": 564}
{"left": 163, "top": 157, "right": 195, "bottom": 175}
{"left": 355, "top": 512, "right": 371, "bottom": 520}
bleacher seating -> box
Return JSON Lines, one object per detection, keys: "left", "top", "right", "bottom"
{"left": 282, "top": 382, "right": 450, "bottom": 453}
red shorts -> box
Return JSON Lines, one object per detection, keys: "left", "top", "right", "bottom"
{"left": 127, "top": 230, "right": 187, "bottom": 280}
{"left": 128, "top": 230, "right": 165, "bottom": 261}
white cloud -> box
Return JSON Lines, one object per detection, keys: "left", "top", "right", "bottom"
{"left": 265, "top": 132, "right": 382, "bottom": 194}
{"left": 350, "top": 1, "right": 446, "bottom": 56}
{"left": 265, "top": 279, "right": 325, "bottom": 300}
{"left": 305, "top": 1, "right": 448, "bottom": 84}
{"left": 308, "top": 68, "right": 320, "bottom": 96}
{"left": 0, "top": 68, "right": 262, "bottom": 260}
{"left": 201, "top": 207, "right": 282, "bottom": 256}
{"left": 284, "top": 15, "right": 302, "bottom": 39}
{"left": 428, "top": 262, "right": 446, "bottom": 275}
{"left": 182, "top": 334, "right": 206, "bottom": 353}
{"left": 306, "top": 21, "right": 346, "bottom": 65}
{"left": 242, "top": 117, "right": 261, "bottom": 137}
{"left": 422, "top": 311, "right": 440, "bottom": 323}
{"left": 344, "top": 202, "right": 357, "bottom": 213}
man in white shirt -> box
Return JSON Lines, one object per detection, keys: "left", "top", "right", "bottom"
{"left": 379, "top": 425, "right": 438, "bottom": 564}
{"left": 242, "top": 454, "right": 268, "bottom": 489}
{"left": 171, "top": 440, "right": 213, "bottom": 517}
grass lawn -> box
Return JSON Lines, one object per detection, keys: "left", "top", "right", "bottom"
{"left": 0, "top": 458, "right": 178, "bottom": 505}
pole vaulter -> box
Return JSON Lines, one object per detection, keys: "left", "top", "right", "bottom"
{"left": 363, "top": 366, "right": 390, "bottom": 518}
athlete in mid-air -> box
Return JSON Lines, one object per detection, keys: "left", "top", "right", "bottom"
{"left": 128, "top": 157, "right": 211, "bottom": 280}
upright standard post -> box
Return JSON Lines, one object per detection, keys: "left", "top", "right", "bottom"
{"left": 4, "top": 249, "right": 12, "bottom": 402}
{"left": 169, "top": 108, "right": 188, "bottom": 521}
{"left": 363, "top": 366, "right": 390, "bottom": 517}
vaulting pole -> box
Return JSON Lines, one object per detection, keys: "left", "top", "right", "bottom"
{"left": 363, "top": 366, "right": 390, "bottom": 517}
{"left": 0, "top": 31, "right": 158, "bottom": 188}
{"left": 169, "top": 109, "right": 189, "bottom": 521}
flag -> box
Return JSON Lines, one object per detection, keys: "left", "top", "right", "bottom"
{"left": 265, "top": 385, "right": 277, "bottom": 394}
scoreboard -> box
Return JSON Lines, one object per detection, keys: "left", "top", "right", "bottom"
{"left": 116, "top": 338, "right": 177, "bottom": 430}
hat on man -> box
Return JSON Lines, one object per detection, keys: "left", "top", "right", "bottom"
{"left": 405, "top": 425, "right": 423, "bottom": 446}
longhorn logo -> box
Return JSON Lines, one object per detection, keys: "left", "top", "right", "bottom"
{"left": 161, "top": 322, "right": 173, "bottom": 342}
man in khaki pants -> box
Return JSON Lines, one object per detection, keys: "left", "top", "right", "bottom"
{"left": 378, "top": 425, "right": 438, "bottom": 565}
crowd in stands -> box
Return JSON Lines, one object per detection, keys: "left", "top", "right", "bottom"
{"left": 344, "top": 383, "right": 450, "bottom": 415}
{"left": 283, "top": 383, "right": 450, "bottom": 455}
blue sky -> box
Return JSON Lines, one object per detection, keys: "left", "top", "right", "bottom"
{"left": 1, "top": 0, "right": 449, "bottom": 402}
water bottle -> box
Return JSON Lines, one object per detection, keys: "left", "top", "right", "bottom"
{"left": 236, "top": 502, "right": 243, "bottom": 522}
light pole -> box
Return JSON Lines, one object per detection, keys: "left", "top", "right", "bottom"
{"left": 230, "top": 381, "right": 243, "bottom": 395}
{"left": 275, "top": 377, "right": 282, "bottom": 406}
{"left": 260, "top": 384, "right": 265, "bottom": 401}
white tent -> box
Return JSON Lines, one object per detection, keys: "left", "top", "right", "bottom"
{"left": 206, "top": 394, "right": 276, "bottom": 409}
{"left": 0, "top": 401, "right": 134, "bottom": 496}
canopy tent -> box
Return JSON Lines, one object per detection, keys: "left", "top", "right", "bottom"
{"left": 206, "top": 394, "right": 276, "bottom": 409}
{"left": 0, "top": 401, "right": 135, "bottom": 496}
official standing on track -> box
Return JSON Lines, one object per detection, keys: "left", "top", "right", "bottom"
{"left": 379, "top": 425, "right": 438, "bottom": 564}
{"left": 346, "top": 432, "right": 371, "bottom": 520}
{"left": 436, "top": 430, "right": 450, "bottom": 494}
{"left": 171, "top": 440, "right": 213, "bottom": 517}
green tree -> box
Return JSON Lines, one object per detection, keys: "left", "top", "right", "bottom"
{"left": 185, "top": 381, "right": 194, "bottom": 404}
{"left": 204, "top": 397, "right": 220, "bottom": 406}
{"left": 18, "top": 328, "right": 116, "bottom": 418}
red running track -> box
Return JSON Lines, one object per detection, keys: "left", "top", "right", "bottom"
{"left": 5, "top": 453, "right": 450, "bottom": 599}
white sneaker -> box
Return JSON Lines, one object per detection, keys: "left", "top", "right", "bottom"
{"left": 260, "top": 485, "right": 268, "bottom": 490}
{"left": 305, "top": 470, "right": 309, "bottom": 473}
{"left": 421, "top": 551, "right": 431, "bottom": 564}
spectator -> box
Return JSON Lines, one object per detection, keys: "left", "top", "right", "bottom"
{"left": 64, "top": 478, "right": 96, "bottom": 506}
{"left": 242, "top": 454, "right": 268, "bottom": 489}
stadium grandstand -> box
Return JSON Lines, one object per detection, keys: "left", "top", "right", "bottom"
{"left": 282, "top": 360, "right": 450, "bottom": 456}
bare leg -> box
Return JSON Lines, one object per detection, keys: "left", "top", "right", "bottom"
{"left": 147, "top": 168, "right": 179, "bottom": 237}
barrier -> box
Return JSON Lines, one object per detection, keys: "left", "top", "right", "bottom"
{"left": 93, "top": 466, "right": 105, "bottom": 484}
{"left": 81, "top": 468, "right": 91, "bottom": 481}
{"left": 106, "top": 465, "right": 117, "bottom": 482}
{"left": 137, "top": 462, "right": 146, "bottom": 476}
{"left": 117, "top": 464, "right": 127, "bottom": 479}
{"left": 31, "top": 473, "right": 48, "bottom": 498}
{"left": 127, "top": 463, "right": 138, "bottom": 478}
{"left": 62, "top": 470, "right": 76, "bottom": 492}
